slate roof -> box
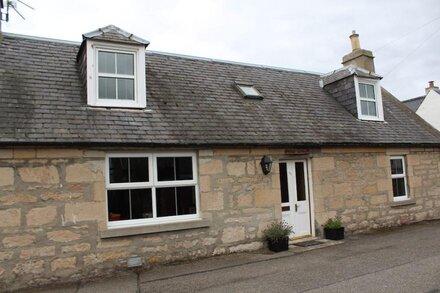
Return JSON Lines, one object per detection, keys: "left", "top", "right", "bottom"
{"left": 1, "top": 33, "right": 440, "bottom": 147}
{"left": 402, "top": 96, "right": 425, "bottom": 112}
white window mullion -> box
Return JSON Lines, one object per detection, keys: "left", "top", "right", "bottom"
{"left": 174, "top": 187, "right": 178, "bottom": 216}
{"left": 128, "top": 189, "right": 132, "bottom": 220}
{"left": 152, "top": 187, "right": 157, "bottom": 218}
{"left": 152, "top": 156, "right": 157, "bottom": 218}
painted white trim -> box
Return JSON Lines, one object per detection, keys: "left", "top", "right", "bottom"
{"left": 279, "top": 159, "right": 313, "bottom": 238}
{"left": 307, "top": 159, "right": 315, "bottom": 237}
{"left": 86, "top": 40, "right": 146, "bottom": 109}
{"left": 390, "top": 156, "right": 409, "bottom": 201}
{"left": 105, "top": 152, "right": 200, "bottom": 229}
{"left": 354, "top": 76, "right": 384, "bottom": 121}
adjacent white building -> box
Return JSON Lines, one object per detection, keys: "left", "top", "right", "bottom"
{"left": 403, "top": 81, "right": 440, "bottom": 131}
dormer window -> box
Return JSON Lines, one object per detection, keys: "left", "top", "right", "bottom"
{"left": 354, "top": 77, "right": 384, "bottom": 121}
{"left": 87, "top": 43, "right": 146, "bottom": 108}
{"left": 235, "top": 83, "right": 263, "bottom": 99}
{"left": 98, "top": 50, "right": 135, "bottom": 100}
{"left": 80, "top": 25, "right": 149, "bottom": 109}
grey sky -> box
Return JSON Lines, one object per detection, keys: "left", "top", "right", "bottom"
{"left": 2, "top": 0, "right": 440, "bottom": 100}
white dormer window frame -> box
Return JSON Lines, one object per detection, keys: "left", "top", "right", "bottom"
{"left": 354, "top": 76, "right": 384, "bottom": 121}
{"left": 86, "top": 40, "right": 146, "bottom": 108}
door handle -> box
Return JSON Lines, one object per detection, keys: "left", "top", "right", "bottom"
{"left": 295, "top": 204, "right": 298, "bottom": 212}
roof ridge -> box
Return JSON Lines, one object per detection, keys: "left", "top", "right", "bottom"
{"left": 402, "top": 95, "right": 425, "bottom": 103}
{"left": 147, "top": 50, "right": 322, "bottom": 76}
{"left": 2, "top": 32, "right": 81, "bottom": 45}
{"left": 3, "top": 32, "right": 321, "bottom": 76}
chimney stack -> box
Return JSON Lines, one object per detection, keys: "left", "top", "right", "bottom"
{"left": 425, "top": 81, "right": 439, "bottom": 95}
{"left": 349, "top": 30, "right": 361, "bottom": 51}
{"left": 342, "top": 31, "right": 375, "bottom": 73}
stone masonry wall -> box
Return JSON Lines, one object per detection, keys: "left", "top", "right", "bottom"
{"left": 0, "top": 146, "right": 439, "bottom": 290}
{"left": 0, "top": 147, "right": 283, "bottom": 291}
{"left": 312, "top": 147, "right": 440, "bottom": 233}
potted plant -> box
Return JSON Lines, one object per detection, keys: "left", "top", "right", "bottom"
{"left": 323, "top": 216, "right": 344, "bottom": 240}
{"left": 263, "top": 221, "right": 293, "bottom": 252}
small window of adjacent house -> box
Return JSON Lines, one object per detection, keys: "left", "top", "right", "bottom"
{"left": 355, "top": 78, "right": 384, "bottom": 121}
{"left": 105, "top": 153, "right": 199, "bottom": 228}
{"left": 86, "top": 42, "right": 146, "bottom": 108}
{"left": 236, "top": 84, "right": 263, "bottom": 99}
{"left": 390, "top": 156, "right": 409, "bottom": 201}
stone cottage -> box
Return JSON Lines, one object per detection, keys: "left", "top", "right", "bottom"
{"left": 0, "top": 26, "right": 439, "bottom": 290}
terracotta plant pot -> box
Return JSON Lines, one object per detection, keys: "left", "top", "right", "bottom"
{"left": 324, "top": 227, "right": 345, "bottom": 240}
{"left": 268, "top": 237, "right": 289, "bottom": 252}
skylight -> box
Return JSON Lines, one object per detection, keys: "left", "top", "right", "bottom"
{"left": 235, "top": 83, "right": 263, "bottom": 99}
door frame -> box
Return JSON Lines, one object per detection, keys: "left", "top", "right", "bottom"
{"left": 279, "top": 158, "right": 316, "bottom": 238}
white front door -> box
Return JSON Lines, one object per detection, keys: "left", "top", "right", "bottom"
{"left": 279, "top": 160, "right": 311, "bottom": 238}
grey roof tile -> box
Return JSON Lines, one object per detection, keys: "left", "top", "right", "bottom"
{"left": 402, "top": 96, "right": 425, "bottom": 112}
{"left": 0, "top": 34, "right": 440, "bottom": 147}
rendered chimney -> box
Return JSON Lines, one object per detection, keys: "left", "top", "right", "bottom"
{"left": 425, "top": 81, "right": 439, "bottom": 95}
{"left": 342, "top": 31, "right": 375, "bottom": 73}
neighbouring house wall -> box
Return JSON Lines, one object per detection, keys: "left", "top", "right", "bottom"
{"left": 416, "top": 90, "right": 440, "bottom": 131}
{"left": 0, "top": 147, "right": 439, "bottom": 290}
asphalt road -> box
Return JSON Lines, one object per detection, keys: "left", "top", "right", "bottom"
{"left": 140, "top": 220, "right": 440, "bottom": 293}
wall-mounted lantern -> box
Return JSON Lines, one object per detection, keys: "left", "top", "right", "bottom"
{"left": 260, "top": 155, "right": 273, "bottom": 175}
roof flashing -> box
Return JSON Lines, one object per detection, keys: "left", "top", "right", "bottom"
{"left": 82, "top": 24, "right": 150, "bottom": 47}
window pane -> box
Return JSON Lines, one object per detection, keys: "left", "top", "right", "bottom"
{"left": 295, "top": 162, "right": 306, "bottom": 201}
{"left": 116, "top": 53, "right": 134, "bottom": 75}
{"left": 366, "top": 84, "right": 375, "bottom": 100}
{"left": 156, "top": 187, "right": 176, "bottom": 217}
{"left": 99, "top": 77, "right": 116, "bottom": 99}
{"left": 131, "top": 189, "right": 153, "bottom": 219}
{"left": 117, "top": 78, "right": 134, "bottom": 100}
{"left": 368, "top": 101, "right": 377, "bottom": 116}
{"left": 157, "top": 157, "right": 175, "bottom": 181}
{"left": 109, "top": 158, "right": 129, "bottom": 183}
{"left": 176, "top": 157, "right": 193, "bottom": 180}
{"left": 279, "top": 163, "right": 289, "bottom": 203}
{"left": 391, "top": 159, "right": 403, "bottom": 175}
{"left": 238, "top": 85, "right": 261, "bottom": 96}
{"left": 359, "top": 83, "right": 367, "bottom": 98}
{"left": 392, "top": 178, "right": 406, "bottom": 197}
{"left": 361, "top": 100, "right": 368, "bottom": 116}
{"left": 98, "top": 51, "right": 116, "bottom": 74}
{"left": 107, "top": 189, "right": 130, "bottom": 221}
{"left": 176, "top": 186, "right": 196, "bottom": 215}
{"left": 130, "top": 157, "right": 149, "bottom": 182}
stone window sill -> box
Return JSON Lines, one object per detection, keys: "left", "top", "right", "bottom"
{"left": 390, "top": 198, "right": 416, "bottom": 208}
{"left": 100, "top": 219, "right": 210, "bottom": 239}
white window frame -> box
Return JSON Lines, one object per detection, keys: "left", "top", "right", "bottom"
{"left": 390, "top": 156, "right": 409, "bottom": 201}
{"left": 86, "top": 41, "right": 146, "bottom": 108}
{"left": 105, "top": 152, "right": 200, "bottom": 229}
{"left": 354, "top": 76, "right": 384, "bottom": 121}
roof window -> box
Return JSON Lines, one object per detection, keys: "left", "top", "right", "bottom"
{"left": 235, "top": 83, "right": 263, "bottom": 99}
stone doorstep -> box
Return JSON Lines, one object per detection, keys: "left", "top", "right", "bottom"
{"left": 289, "top": 237, "right": 345, "bottom": 253}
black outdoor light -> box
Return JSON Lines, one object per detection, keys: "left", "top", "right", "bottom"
{"left": 260, "top": 155, "right": 273, "bottom": 175}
